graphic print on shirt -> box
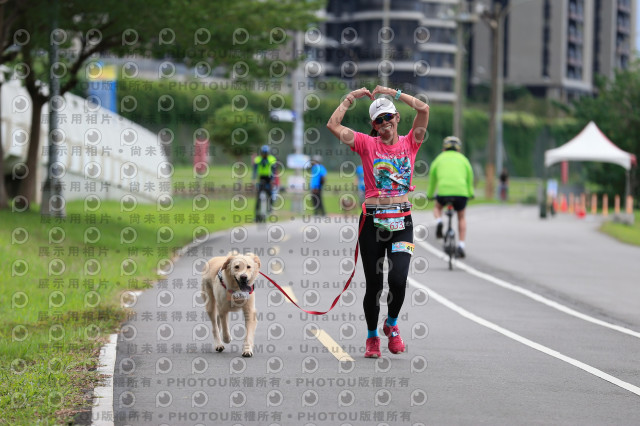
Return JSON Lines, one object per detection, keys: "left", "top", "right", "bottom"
{"left": 373, "top": 155, "right": 412, "bottom": 197}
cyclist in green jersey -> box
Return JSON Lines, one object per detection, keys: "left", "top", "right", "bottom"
{"left": 253, "top": 145, "right": 277, "bottom": 213}
{"left": 427, "top": 136, "right": 474, "bottom": 258}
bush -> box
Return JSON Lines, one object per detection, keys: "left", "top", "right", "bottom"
{"left": 116, "top": 78, "right": 579, "bottom": 177}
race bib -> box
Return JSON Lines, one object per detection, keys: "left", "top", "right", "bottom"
{"left": 373, "top": 208, "right": 406, "bottom": 232}
{"left": 391, "top": 242, "right": 415, "bottom": 255}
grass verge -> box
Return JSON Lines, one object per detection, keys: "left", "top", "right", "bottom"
{"left": 0, "top": 198, "right": 239, "bottom": 424}
{"left": 600, "top": 213, "right": 640, "bottom": 246}
{"left": 171, "top": 164, "right": 540, "bottom": 213}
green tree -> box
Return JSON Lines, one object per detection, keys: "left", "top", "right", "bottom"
{"left": 572, "top": 68, "right": 640, "bottom": 202}
{"left": 4, "top": 0, "right": 324, "bottom": 208}
{"left": 0, "top": 1, "right": 25, "bottom": 209}
{"left": 209, "top": 105, "right": 267, "bottom": 160}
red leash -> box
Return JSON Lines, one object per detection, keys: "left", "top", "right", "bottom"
{"left": 259, "top": 204, "right": 411, "bottom": 315}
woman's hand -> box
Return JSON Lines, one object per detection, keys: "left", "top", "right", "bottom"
{"left": 372, "top": 85, "right": 395, "bottom": 97}
{"left": 350, "top": 87, "right": 374, "bottom": 100}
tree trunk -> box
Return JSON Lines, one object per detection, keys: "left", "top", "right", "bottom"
{"left": 0, "top": 84, "right": 9, "bottom": 209}
{"left": 16, "top": 98, "right": 44, "bottom": 207}
{"left": 0, "top": 137, "right": 9, "bottom": 209}
{"left": 0, "top": 3, "right": 7, "bottom": 208}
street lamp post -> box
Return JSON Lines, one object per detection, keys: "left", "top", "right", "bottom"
{"left": 495, "top": 8, "right": 506, "bottom": 187}
{"left": 290, "top": 31, "right": 305, "bottom": 214}
{"left": 381, "top": 0, "right": 390, "bottom": 87}
{"left": 292, "top": 31, "right": 304, "bottom": 158}
{"left": 481, "top": 0, "right": 535, "bottom": 199}
{"left": 481, "top": 1, "right": 508, "bottom": 200}
{"left": 454, "top": 4, "right": 479, "bottom": 138}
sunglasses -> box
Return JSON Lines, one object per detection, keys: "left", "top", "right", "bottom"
{"left": 373, "top": 113, "right": 395, "bottom": 125}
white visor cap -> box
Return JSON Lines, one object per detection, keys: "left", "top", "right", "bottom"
{"left": 369, "top": 97, "right": 397, "bottom": 121}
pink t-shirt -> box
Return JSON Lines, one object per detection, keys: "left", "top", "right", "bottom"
{"left": 350, "top": 129, "right": 422, "bottom": 199}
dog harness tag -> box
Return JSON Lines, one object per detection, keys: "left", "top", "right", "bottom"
{"left": 232, "top": 291, "right": 250, "bottom": 301}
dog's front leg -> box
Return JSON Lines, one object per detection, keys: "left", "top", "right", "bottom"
{"left": 219, "top": 308, "right": 232, "bottom": 344}
{"left": 242, "top": 306, "right": 257, "bottom": 357}
{"left": 209, "top": 304, "right": 225, "bottom": 353}
{"left": 204, "top": 281, "right": 225, "bottom": 352}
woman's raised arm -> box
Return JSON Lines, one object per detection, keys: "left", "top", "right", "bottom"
{"left": 326, "top": 87, "right": 373, "bottom": 148}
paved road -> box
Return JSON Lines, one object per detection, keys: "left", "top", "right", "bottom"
{"left": 112, "top": 205, "right": 640, "bottom": 425}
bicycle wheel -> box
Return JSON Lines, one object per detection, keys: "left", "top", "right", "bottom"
{"left": 255, "top": 188, "right": 267, "bottom": 223}
{"left": 445, "top": 230, "right": 456, "bottom": 270}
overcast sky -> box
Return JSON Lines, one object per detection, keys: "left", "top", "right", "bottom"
{"left": 636, "top": 6, "right": 640, "bottom": 54}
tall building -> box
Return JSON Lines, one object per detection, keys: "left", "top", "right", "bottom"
{"left": 322, "top": 0, "right": 461, "bottom": 102}
{"left": 470, "top": 0, "right": 636, "bottom": 102}
{"left": 594, "top": 0, "right": 635, "bottom": 78}
{"left": 320, "top": 0, "right": 636, "bottom": 103}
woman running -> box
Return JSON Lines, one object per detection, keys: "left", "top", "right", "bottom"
{"left": 326, "top": 85, "right": 429, "bottom": 357}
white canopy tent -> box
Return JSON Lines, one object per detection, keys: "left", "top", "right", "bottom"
{"left": 544, "top": 121, "right": 636, "bottom": 195}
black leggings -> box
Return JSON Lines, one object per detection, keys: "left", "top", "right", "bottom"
{"left": 358, "top": 213, "right": 413, "bottom": 331}
{"left": 255, "top": 177, "right": 272, "bottom": 212}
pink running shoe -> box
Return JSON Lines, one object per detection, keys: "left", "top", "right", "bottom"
{"left": 364, "top": 336, "right": 381, "bottom": 358}
{"left": 383, "top": 322, "right": 406, "bottom": 354}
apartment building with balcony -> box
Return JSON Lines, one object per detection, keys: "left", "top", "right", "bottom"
{"left": 594, "top": 0, "right": 635, "bottom": 77}
{"left": 470, "top": 0, "right": 636, "bottom": 102}
{"left": 319, "top": 0, "right": 635, "bottom": 103}
{"left": 321, "top": 0, "right": 461, "bottom": 102}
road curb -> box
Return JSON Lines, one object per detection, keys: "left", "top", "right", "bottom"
{"left": 89, "top": 219, "right": 295, "bottom": 423}
{"left": 174, "top": 227, "right": 230, "bottom": 258}
{"left": 89, "top": 226, "right": 234, "bottom": 425}
{"left": 91, "top": 333, "right": 118, "bottom": 426}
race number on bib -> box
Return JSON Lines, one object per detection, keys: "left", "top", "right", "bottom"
{"left": 373, "top": 208, "right": 406, "bottom": 232}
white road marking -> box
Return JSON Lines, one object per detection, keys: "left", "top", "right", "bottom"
{"left": 91, "top": 333, "right": 118, "bottom": 426}
{"left": 408, "top": 278, "right": 640, "bottom": 397}
{"left": 277, "top": 284, "right": 354, "bottom": 361}
{"left": 312, "top": 329, "right": 355, "bottom": 362}
{"left": 416, "top": 240, "right": 640, "bottom": 339}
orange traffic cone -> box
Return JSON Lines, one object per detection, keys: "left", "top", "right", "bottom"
{"left": 568, "top": 194, "right": 575, "bottom": 214}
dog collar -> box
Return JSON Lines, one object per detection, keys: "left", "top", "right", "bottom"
{"left": 217, "top": 269, "right": 254, "bottom": 294}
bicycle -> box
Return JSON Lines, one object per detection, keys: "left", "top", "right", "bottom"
{"left": 255, "top": 178, "right": 271, "bottom": 223}
{"left": 442, "top": 203, "right": 457, "bottom": 270}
